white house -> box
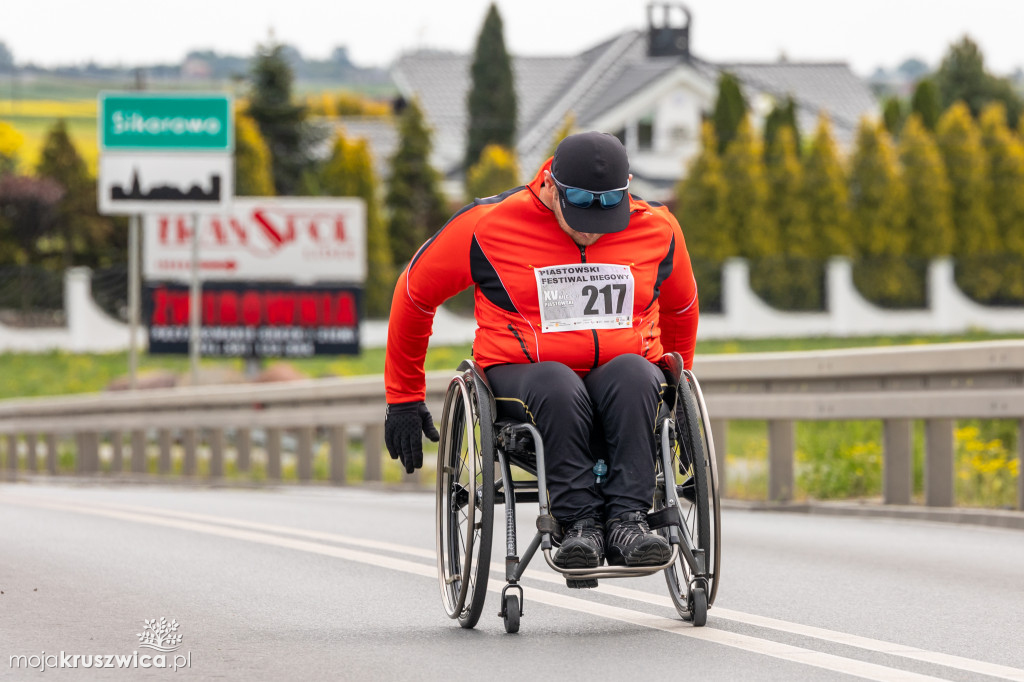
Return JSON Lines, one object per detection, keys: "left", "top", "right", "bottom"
{"left": 391, "top": 3, "right": 878, "bottom": 201}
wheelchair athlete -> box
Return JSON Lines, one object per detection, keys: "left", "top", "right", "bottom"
{"left": 384, "top": 132, "right": 699, "bottom": 581}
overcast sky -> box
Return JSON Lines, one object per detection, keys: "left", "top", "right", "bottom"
{"left": 3, "top": 0, "right": 1023, "bottom": 77}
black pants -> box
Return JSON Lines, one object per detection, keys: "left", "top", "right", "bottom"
{"left": 485, "top": 354, "right": 665, "bottom": 525}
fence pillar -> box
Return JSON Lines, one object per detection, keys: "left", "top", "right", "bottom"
{"left": 110, "top": 431, "right": 124, "bottom": 474}
{"left": 236, "top": 428, "right": 251, "bottom": 473}
{"left": 925, "top": 418, "right": 955, "bottom": 507}
{"left": 208, "top": 429, "right": 224, "bottom": 479}
{"left": 296, "top": 427, "right": 314, "bottom": 482}
{"left": 768, "top": 420, "right": 794, "bottom": 502}
{"left": 6, "top": 434, "right": 17, "bottom": 473}
{"left": 1018, "top": 419, "right": 1024, "bottom": 512}
{"left": 76, "top": 432, "right": 99, "bottom": 474}
{"left": 25, "top": 433, "right": 38, "bottom": 473}
{"left": 710, "top": 419, "right": 728, "bottom": 499}
{"left": 884, "top": 419, "right": 913, "bottom": 505}
{"left": 131, "top": 430, "right": 146, "bottom": 473}
{"left": 45, "top": 433, "right": 58, "bottom": 475}
{"left": 266, "top": 428, "right": 282, "bottom": 480}
{"left": 364, "top": 424, "right": 384, "bottom": 482}
{"left": 329, "top": 426, "right": 348, "bottom": 485}
{"left": 158, "top": 429, "right": 172, "bottom": 474}
{"left": 183, "top": 429, "right": 198, "bottom": 477}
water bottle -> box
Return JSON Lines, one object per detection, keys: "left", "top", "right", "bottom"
{"left": 593, "top": 459, "right": 608, "bottom": 484}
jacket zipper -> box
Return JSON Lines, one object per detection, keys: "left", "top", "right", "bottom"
{"left": 579, "top": 245, "right": 600, "bottom": 368}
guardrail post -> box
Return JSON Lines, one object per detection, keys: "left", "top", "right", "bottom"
{"left": 236, "top": 428, "right": 251, "bottom": 473}
{"left": 110, "top": 431, "right": 124, "bottom": 474}
{"left": 158, "top": 430, "right": 172, "bottom": 474}
{"left": 296, "top": 427, "right": 314, "bottom": 482}
{"left": 4, "top": 434, "right": 15, "bottom": 474}
{"left": 710, "top": 419, "right": 728, "bottom": 499}
{"left": 1018, "top": 419, "right": 1024, "bottom": 512}
{"left": 925, "top": 418, "right": 954, "bottom": 507}
{"left": 329, "top": 426, "right": 347, "bottom": 485}
{"left": 267, "top": 428, "right": 282, "bottom": 480}
{"left": 364, "top": 424, "right": 383, "bottom": 482}
{"left": 183, "top": 429, "right": 198, "bottom": 476}
{"left": 209, "top": 428, "right": 224, "bottom": 478}
{"left": 76, "top": 432, "right": 99, "bottom": 474}
{"left": 131, "top": 431, "right": 146, "bottom": 473}
{"left": 768, "top": 420, "right": 794, "bottom": 502}
{"left": 26, "top": 433, "right": 38, "bottom": 473}
{"left": 45, "top": 433, "right": 58, "bottom": 475}
{"left": 884, "top": 419, "right": 913, "bottom": 505}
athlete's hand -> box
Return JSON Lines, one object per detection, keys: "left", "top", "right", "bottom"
{"left": 385, "top": 402, "right": 440, "bottom": 473}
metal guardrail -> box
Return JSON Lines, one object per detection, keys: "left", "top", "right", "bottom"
{"left": 1, "top": 341, "right": 1022, "bottom": 510}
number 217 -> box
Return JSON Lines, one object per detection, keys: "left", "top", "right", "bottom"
{"left": 582, "top": 284, "right": 627, "bottom": 315}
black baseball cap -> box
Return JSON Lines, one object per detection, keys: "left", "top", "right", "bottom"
{"left": 550, "top": 131, "right": 631, "bottom": 234}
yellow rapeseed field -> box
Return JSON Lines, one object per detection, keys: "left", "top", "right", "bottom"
{"left": 1, "top": 99, "right": 100, "bottom": 174}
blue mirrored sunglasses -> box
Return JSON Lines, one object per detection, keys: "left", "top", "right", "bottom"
{"left": 550, "top": 173, "right": 629, "bottom": 209}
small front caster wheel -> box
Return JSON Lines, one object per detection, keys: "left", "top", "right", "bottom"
{"left": 503, "top": 594, "right": 521, "bottom": 633}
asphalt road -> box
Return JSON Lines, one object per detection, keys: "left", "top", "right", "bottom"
{"left": 2, "top": 482, "right": 1023, "bottom": 681}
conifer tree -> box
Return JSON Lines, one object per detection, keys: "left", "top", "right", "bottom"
{"left": 36, "top": 119, "right": 112, "bottom": 267}
{"left": 882, "top": 97, "right": 905, "bottom": 136}
{"left": 935, "top": 102, "right": 998, "bottom": 255}
{"left": 936, "top": 101, "right": 1001, "bottom": 302}
{"left": 712, "top": 72, "right": 748, "bottom": 154}
{"left": 801, "top": 114, "right": 852, "bottom": 257}
{"left": 465, "top": 144, "right": 520, "bottom": 202}
{"left": 765, "top": 126, "right": 813, "bottom": 256}
{"left": 911, "top": 78, "right": 942, "bottom": 131}
{"left": 848, "top": 118, "right": 908, "bottom": 258}
{"left": 248, "top": 41, "right": 310, "bottom": 195}
{"left": 721, "top": 116, "right": 776, "bottom": 259}
{"left": 979, "top": 103, "right": 1024, "bottom": 301}
{"left": 386, "top": 99, "right": 449, "bottom": 265}
{"left": 322, "top": 131, "right": 396, "bottom": 318}
{"left": 979, "top": 103, "right": 1024, "bottom": 256}
{"left": 674, "top": 121, "right": 732, "bottom": 261}
{"left": 936, "top": 36, "right": 1023, "bottom": 123}
{"left": 763, "top": 96, "right": 800, "bottom": 155}
{"left": 898, "top": 114, "right": 954, "bottom": 257}
{"left": 465, "top": 3, "right": 517, "bottom": 169}
{"left": 234, "top": 112, "right": 275, "bottom": 196}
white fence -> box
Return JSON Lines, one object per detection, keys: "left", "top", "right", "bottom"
{"left": 2, "top": 258, "right": 1023, "bottom": 353}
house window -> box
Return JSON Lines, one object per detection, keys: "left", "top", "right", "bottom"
{"left": 637, "top": 114, "right": 654, "bottom": 151}
{"left": 612, "top": 127, "right": 627, "bottom": 146}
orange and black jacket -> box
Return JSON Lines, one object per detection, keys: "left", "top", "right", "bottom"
{"left": 385, "top": 158, "right": 699, "bottom": 403}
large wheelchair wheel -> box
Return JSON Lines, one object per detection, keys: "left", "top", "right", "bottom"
{"left": 662, "top": 371, "right": 721, "bottom": 624}
{"left": 436, "top": 368, "right": 495, "bottom": 629}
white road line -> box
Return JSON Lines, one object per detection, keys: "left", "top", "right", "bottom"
{"left": 0, "top": 495, "right": 985, "bottom": 682}
{"left": 41, "top": 496, "right": 1024, "bottom": 682}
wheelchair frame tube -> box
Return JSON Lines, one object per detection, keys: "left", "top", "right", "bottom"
{"left": 496, "top": 447, "right": 519, "bottom": 581}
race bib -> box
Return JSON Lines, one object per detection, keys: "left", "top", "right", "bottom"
{"left": 535, "top": 263, "right": 635, "bottom": 333}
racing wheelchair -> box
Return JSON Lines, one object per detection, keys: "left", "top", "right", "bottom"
{"left": 434, "top": 353, "right": 721, "bottom": 633}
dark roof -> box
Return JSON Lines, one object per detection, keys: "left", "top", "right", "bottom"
{"left": 713, "top": 61, "right": 878, "bottom": 143}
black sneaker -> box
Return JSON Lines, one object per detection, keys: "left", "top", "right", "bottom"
{"left": 606, "top": 511, "right": 671, "bottom": 567}
{"left": 554, "top": 518, "right": 604, "bottom": 570}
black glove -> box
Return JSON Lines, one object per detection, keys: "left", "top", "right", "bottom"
{"left": 385, "top": 401, "right": 440, "bottom": 473}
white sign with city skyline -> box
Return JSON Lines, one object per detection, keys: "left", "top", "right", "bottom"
{"left": 98, "top": 153, "right": 234, "bottom": 215}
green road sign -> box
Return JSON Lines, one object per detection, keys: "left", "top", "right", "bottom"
{"left": 100, "top": 93, "right": 232, "bottom": 151}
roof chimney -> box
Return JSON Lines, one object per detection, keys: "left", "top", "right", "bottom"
{"left": 647, "top": 3, "right": 692, "bottom": 59}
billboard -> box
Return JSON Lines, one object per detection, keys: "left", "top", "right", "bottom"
{"left": 144, "top": 282, "right": 361, "bottom": 357}
{"left": 143, "top": 197, "right": 367, "bottom": 284}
